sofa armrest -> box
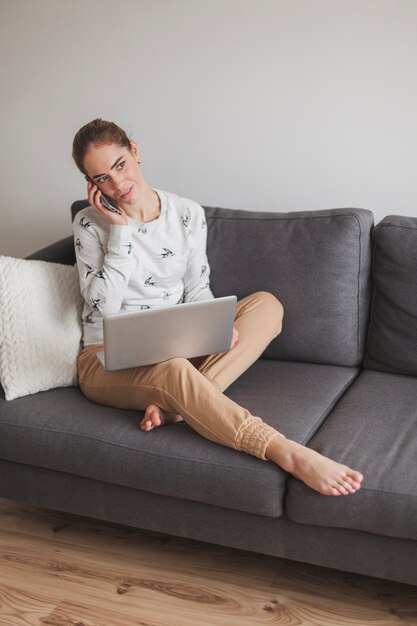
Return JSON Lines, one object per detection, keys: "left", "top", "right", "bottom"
{"left": 26, "top": 236, "right": 76, "bottom": 266}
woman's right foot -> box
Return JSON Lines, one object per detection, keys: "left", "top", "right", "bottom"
{"left": 139, "top": 403, "right": 184, "bottom": 432}
{"left": 265, "top": 436, "right": 364, "bottom": 496}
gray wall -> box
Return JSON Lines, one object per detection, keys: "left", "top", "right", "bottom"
{"left": 1, "top": 0, "right": 417, "bottom": 258}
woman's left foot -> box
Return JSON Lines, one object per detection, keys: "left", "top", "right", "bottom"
{"left": 139, "top": 403, "right": 184, "bottom": 431}
{"left": 265, "top": 436, "right": 364, "bottom": 496}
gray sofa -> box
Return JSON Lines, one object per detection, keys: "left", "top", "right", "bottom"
{"left": 1, "top": 201, "right": 416, "bottom": 587}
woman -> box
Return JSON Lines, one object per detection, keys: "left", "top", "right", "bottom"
{"left": 72, "top": 118, "right": 364, "bottom": 497}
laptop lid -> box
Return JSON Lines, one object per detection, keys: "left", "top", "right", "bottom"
{"left": 97, "top": 295, "right": 237, "bottom": 371}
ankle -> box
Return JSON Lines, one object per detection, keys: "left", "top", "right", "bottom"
{"left": 265, "top": 435, "right": 298, "bottom": 473}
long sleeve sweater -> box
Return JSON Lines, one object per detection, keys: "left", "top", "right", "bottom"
{"left": 72, "top": 188, "right": 214, "bottom": 345}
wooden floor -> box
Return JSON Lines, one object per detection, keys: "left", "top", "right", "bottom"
{"left": 0, "top": 497, "right": 417, "bottom": 625}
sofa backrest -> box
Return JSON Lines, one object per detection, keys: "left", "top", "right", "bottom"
{"left": 204, "top": 206, "right": 373, "bottom": 367}
{"left": 69, "top": 201, "right": 373, "bottom": 367}
{"left": 364, "top": 215, "right": 417, "bottom": 376}
{"left": 26, "top": 236, "right": 76, "bottom": 265}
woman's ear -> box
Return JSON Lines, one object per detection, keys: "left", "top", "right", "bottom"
{"left": 130, "top": 139, "right": 139, "bottom": 158}
{"left": 129, "top": 140, "right": 142, "bottom": 164}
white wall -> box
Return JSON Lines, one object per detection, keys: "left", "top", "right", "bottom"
{"left": 1, "top": 0, "right": 417, "bottom": 257}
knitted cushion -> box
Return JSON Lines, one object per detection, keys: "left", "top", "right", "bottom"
{"left": 0, "top": 257, "right": 83, "bottom": 400}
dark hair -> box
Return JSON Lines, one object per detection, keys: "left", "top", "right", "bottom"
{"left": 72, "top": 118, "right": 132, "bottom": 175}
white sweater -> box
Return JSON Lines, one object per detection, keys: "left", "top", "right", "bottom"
{"left": 73, "top": 188, "right": 214, "bottom": 345}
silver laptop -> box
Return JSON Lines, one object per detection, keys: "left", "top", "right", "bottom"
{"left": 96, "top": 295, "right": 237, "bottom": 371}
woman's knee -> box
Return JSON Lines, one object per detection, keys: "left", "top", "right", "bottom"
{"left": 150, "top": 357, "right": 202, "bottom": 404}
{"left": 255, "top": 291, "right": 284, "bottom": 331}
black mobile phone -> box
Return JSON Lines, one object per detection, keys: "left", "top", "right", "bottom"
{"left": 85, "top": 175, "right": 123, "bottom": 215}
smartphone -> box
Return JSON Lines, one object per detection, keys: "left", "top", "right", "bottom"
{"left": 85, "top": 175, "right": 123, "bottom": 215}
{"left": 99, "top": 193, "right": 123, "bottom": 215}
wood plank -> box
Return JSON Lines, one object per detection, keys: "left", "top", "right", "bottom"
{"left": 1, "top": 498, "right": 417, "bottom": 625}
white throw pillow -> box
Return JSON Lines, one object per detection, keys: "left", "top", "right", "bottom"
{"left": 0, "top": 256, "right": 83, "bottom": 400}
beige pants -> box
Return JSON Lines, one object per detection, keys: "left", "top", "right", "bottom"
{"left": 77, "top": 291, "right": 285, "bottom": 460}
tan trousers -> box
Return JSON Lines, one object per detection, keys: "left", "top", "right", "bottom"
{"left": 77, "top": 291, "right": 285, "bottom": 460}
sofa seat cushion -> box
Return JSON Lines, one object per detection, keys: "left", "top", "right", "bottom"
{"left": 0, "top": 359, "right": 358, "bottom": 518}
{"left": 286, "top": 369, "right": 417, "bottom": 541}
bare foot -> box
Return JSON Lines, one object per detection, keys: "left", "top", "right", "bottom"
{"left": 266, "top": 436, "right": 364, "bottom": 496}
{"left": 139, "top": 403, "right": 184, "bottom": 432}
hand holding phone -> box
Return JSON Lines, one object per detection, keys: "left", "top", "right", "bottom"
{"left": 86, "top": 178, "right": 128, "bottom": 225}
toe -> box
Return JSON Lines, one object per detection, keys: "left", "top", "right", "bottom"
{"left": 335, "top": 480, "right": 349, "bottom": 495}
{"left": 345, "top": 472, "right": 363, "bottom": 490}
{"left": 144, "top": 406, "right": 162, "bottom": 427}
{"left": 140, "top": 416, "right": 154, "bottom": 431}
{"left": 349, "top": 469, "right": 364, "bottom": 483}
{"left": 344, "top": 481, "right": 356, "bottom": 494}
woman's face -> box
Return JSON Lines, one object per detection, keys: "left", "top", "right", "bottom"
{"left": 83, "top": 140, "right": 144, "bottom": 208}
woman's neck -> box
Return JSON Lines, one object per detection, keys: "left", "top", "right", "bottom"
{"left": 123, "top": 185, "right": 161, "bottom": 223}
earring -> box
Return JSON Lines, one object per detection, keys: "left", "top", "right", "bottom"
{"left": 138, "top": 159, "right": 142, "bottom": 164}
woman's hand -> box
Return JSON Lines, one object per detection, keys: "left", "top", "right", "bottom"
{"left": 230, "top": 326, "right": 239, "bottom": 350}
{"left": 87, "top": 181, "right": 128, "bottom": 226}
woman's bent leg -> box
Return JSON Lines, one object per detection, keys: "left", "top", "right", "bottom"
{"left": 77, "top": 343, "right": 364, "bottom": 495}
{"left": 77, "top": 344, "right": 283, "bottom": 461}
{"left": 190, "top": 291, "right": 284, "bottom": 392}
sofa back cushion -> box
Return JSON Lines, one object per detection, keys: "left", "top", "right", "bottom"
{"left": 26, "top": 236, "right": 76, "bottom": 265}
{"left": 71, "top": 201, "right": 373, "bottom": 367}
{"left": 364, "top": 215, "right": 417, "bottom": 375}
{"left": 205, "top": 207, "right": 373, "bottom": 366}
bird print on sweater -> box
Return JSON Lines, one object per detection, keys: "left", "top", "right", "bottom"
{"left": 160, "top": 247, "right": 175, "bottom": 258}
{"left": 84, "top": 263, "right": 96, "bottom": 279}
{"left": 91, "top": 295, "right": 106, "bottom": 310}
{"left": 80, "top": 217, "right": 93, "bottom": 230}
{"left": 182, "top": 207, "right": 191, "bottom": 229}
{"left": 145, "top": 276, "right": 157, "bottom": 287}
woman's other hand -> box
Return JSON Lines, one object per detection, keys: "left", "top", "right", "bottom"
{"left": 87, "top": 181, "right": 128, "bottom": 226}
{"left": 230, "top": 326, "right": 239, "bottom": 350}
